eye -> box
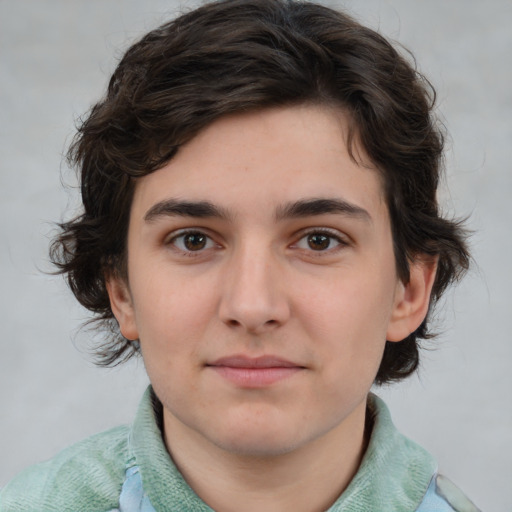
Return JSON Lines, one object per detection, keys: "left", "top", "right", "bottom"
{"left": 305, "top": 233, "right": 332, "bottom": 251}
{"left": 169, "top": 231, "right": 216, "bottom": 253}
{"left": 294, "top": 230, "right": 347, "bottom": 252}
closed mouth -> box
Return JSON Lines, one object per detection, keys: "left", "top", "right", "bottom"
{"left": 206, "top": 355, "right": 305, "bottom": 387}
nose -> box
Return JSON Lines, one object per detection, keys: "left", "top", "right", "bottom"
{"left": 218, "top": 243, "right": 290, "bottom": 334}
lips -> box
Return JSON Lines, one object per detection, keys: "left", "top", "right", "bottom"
{"left": 206, "top": 355, "right": 304, "bottom": 388}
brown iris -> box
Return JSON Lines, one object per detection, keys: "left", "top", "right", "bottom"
{"left": 307, "top": 233, "right": 331, "bottom": 250}
{"left": 183, "top": 232, "right": 208, "bottom": 251}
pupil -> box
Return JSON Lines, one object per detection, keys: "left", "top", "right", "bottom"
{"left": 308, "top": 233, "right": 330, "bottom": 250}
{"left": 184, "top": 233, "right": 206, "bottom": 251}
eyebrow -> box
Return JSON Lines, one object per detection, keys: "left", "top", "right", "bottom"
{"left": 275, "top": 198, "right": 372, "bottom": 223}
{"left": 144, "top": 199, "right": 231, "bottom": 222}
{"left": 143, "top": 197, "right": 371, "bottom": 223}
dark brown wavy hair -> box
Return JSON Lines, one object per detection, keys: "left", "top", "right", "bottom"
{"left": 51, "top": 0, "right": 469, "bottom": 383}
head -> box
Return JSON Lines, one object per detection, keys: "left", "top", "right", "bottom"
{"left": 52, "top": 0, "right": 469, "bottom": 385}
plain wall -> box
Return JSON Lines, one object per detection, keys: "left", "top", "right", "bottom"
{"left": 1, "top": 1, "right": 511, "bottom": 510}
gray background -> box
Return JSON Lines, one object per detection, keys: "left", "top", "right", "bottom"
{"left": 1, "top": 0, "right": 511, "bottom": 510}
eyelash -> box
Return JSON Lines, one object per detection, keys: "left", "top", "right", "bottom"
{"left": 166, "top": 230, "right": 218, "bottom": 256}
{"left": 293, "top": 228, "right": 349, "bottom": 254}
{"left": 166, "top": 227, "right": 349, "bottom": 257}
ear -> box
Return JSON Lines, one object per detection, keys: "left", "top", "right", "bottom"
{"left": 106, "top": 275, "right": 139, "bottom": 341}
{"left": 386, "top": 256, "right": 438, "bottom": 342}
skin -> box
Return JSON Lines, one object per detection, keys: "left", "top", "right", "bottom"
{"left": 108, "top": 104, "right": 436, "bottom": 512}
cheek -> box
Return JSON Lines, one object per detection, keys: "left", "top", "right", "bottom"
{"left": 294, "top": 269, "right": 395, "bottom": 378}
{"left": 297, "top": 270, "right": 395, "bottom": 338}
{"left": 134, "top": 263, "right": 209, "bottom": 320}
{"left": 130, "top": 268, "right": 221, "bottom": 364}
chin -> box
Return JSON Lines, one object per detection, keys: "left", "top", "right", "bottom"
{"left": 206, "top": 415, "right": 320, "bottom": 458}
{"left": 214, "top": 432, "right": 305, "bottom": 458}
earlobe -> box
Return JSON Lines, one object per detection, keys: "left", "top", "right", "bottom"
{"left": 106, "top": 276, "right": 139, "bottom": 341}
{"left": 386, "top": 257, "right": 438, "bottom": 342}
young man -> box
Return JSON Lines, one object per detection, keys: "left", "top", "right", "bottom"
{"left": 0, "top": 0, "right": 478, "bottom": 510}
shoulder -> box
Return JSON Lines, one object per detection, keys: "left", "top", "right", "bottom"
{"left": 416, "top": 474, "right": 482, "bottom": 512}
{"left": 0, "top": 425, "right": 130, "bottom": 512}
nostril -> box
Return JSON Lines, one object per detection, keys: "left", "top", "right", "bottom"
{"left": 224, "top": 318, "right": 279, "bottom": 331}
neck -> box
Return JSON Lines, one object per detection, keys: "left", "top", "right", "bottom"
{"left": 163, "top": 401, "right": 368, "bottom": 512}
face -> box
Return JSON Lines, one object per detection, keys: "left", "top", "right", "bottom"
{"left": 109, "top": 105, "right": 432, "bottom": 458}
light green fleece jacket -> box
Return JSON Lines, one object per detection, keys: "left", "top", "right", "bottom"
{"left": 0, "top": 387, "right": 479, "bottom": 511}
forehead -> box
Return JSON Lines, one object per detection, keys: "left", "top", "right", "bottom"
{"left": 131, "top": 105, "right": 387, "bottom": 221}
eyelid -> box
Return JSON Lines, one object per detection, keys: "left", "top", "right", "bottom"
{"left": 291, "top": 227, "right": 350, "bottom": 251}
{"left": 165, "top": 228, "right": 221, "bottom": 255}
{"left": 163, "top": 226, "right": 350, "bottom": 256}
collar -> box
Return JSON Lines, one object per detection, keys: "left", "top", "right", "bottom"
{"left": 128, "top": 387, "right": 436, "bottom": 511}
